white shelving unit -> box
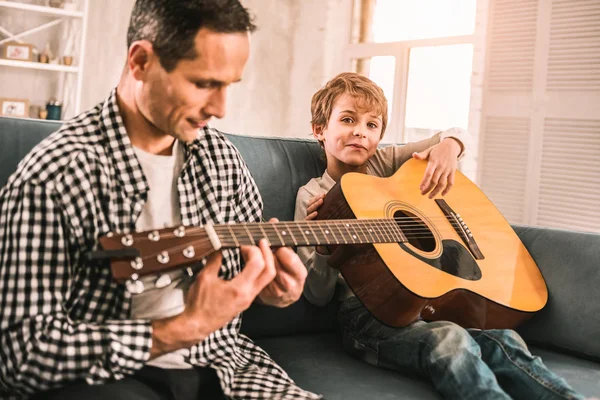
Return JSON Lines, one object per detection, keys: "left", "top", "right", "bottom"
{"left": 0, "top": 0, "right": 89, "bottom": 119}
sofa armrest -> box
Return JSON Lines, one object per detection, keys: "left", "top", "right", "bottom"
{"left": 513, "top": 224, "right": 600, "bottom": 362}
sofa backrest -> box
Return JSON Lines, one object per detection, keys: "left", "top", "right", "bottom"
{"left": 2, "top": 116, "right": 598, "bottom": 361}
{"left": 0, "top": 116, "right": 338, "bottom": 338}
{"left": 0, "top": 117, "right": 61, "bottom": 187}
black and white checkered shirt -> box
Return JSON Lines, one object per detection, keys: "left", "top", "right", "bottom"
{"left": 0, "top": 90, "right": 321, "bottom": 399}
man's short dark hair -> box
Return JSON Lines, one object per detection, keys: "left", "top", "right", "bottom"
{"left": 127, "top": 0, "right": 256, "bottom": 71}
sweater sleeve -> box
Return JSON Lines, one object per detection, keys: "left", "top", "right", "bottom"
{"left": 294, "top": 185, "right": 339, "bottom": 307}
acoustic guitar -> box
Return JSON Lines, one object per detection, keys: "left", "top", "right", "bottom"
{"left": 94, "top": 158, "right": 548, "bottom": 330}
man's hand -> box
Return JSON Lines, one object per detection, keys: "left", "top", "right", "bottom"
{"left": 412, "top": 137, "right": 462, "bottom": 198}
{"left": 151, "top": 241, "right": 276, "bottom": 358}
{"left": 257, "top": 218, "right": 308, "bottom": 308}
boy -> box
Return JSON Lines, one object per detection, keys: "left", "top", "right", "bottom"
{"left": 294, "top": 72, "right": 585, "bottom": 400}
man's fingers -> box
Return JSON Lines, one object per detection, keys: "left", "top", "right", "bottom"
{"left": 256, "top": 239, "right": 277, "bottom": 289}
{"left": 238, "top": 245, "right": 267, "bottom": 283}
{"left": 200, "top": 251, "right": 223, "bottom": 278}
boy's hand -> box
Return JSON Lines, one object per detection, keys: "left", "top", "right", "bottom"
{"left": 305, "top": 194, "right": 325, "bottom": 221}
{"left": 412, "top": 138, "right": 462, "bottom": 198}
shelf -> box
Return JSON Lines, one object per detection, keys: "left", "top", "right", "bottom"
{"left": 0, "top": 58, "right": 78, "bottom": 72}
{"left": 0, "top": 1, "right": 83, "bottom": 18}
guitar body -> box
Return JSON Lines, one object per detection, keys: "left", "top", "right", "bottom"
{"left": 317, "top": 158, "right": 548, "bottom": 329}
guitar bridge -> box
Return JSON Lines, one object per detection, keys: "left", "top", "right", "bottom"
{"left": 435, "top": 199, "right": 485, "bottom": 260}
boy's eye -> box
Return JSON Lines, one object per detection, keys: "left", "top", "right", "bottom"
{"left": 368, "top": 122, "right": 378, "bottom": 129}
{"left": 341, "top": 117, "right": 354, "bottom": 123}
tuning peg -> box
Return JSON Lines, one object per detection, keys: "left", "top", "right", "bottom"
{"left": 157, "top": 251, "right": 170, "bottom": 264}
{"left": 130, "top": 257, "right": 143, "bottom": 270}
{"left": 148, "top": 230, "right": 160, "bottom": 241}
{"left": 183, "top": 246, "right": 195, "bottom": 258}
{"left": 126, "top": 273, "right": 145, "bottom": 294}
{"left": 174, "top": 226, "right": 186, "bottom": 237}
{"left": 121, "top": 234, "right": 133, "bottom": 247}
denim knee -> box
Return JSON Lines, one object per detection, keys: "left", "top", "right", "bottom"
{"left": 421, "top": 321, "right": 481, "bottom": 361}
{"left": 481, "top": 329, "right": 529, "bottom": 350}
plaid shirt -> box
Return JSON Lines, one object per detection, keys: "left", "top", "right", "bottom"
{"left": 0, "top": 90, "right": 321, "bottom": 399}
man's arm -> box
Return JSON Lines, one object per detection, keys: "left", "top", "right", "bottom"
{"left": 0, "top": 180, "right": 152, "bottom": 396}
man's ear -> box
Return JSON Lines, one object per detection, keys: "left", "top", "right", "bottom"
{"left": 127, "top": 40, "right": 154, "bottom": 81}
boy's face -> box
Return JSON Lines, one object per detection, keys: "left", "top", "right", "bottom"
{"left": 132, "top": 28, "right": 250, "bottom": 143}
{"left": 314, "top": 94, "right": 383, "bottom": 168}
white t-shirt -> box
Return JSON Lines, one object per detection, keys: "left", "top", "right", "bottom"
{"left": 131, "top": 140, "right": 192, "bottom": 369}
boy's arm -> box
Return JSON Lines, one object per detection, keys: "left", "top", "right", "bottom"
{"left": 375, "top": 127, "right": 471, "bottom": 174}
{"left": 294, "top": 186, "right": 339, "bottom": 307}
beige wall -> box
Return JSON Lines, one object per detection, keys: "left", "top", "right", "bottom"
{"left": 1, "top": 0, "right": 352, "bottom": 137}
{"left": 79, "top": 0, "right": 134, "bottom": 111}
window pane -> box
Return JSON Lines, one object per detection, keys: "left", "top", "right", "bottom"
{"left": 367, "top": 0, "right": 476, "bottom": 43}
{"left": 405, "top": 44, "right": 473, "bottom": 142}
{"left": 352, "top": 56, "right": 396, "bottom": 138}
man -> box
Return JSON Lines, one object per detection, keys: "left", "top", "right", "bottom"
{"left": 0, "top": 1, "right": 318, "bottom": 399}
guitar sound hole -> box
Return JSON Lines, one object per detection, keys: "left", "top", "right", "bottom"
{"left": 393, "top": 210, "right": 435, "bottom": 252}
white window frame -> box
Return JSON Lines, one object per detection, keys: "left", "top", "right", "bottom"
{"left": 342, "top": 35, "right": 475, "bottom": 145}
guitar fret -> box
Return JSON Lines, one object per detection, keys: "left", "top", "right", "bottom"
{"left": 305, "top": 223, "right": 321, "bottom": 246}
{"left": 243, "top": 224, "right": 256, "bottom": 245}
{"left": 258, "top": 224, "right": 270, "bottom": 245}
{"left": 375, "top": 220, "right": 390, "bottom": 243}
{"left": 381, "top": 221, "right": 395, "bottom": 243}
{"left": 389, "top": 220, "right": 406, "bottom": 242}
{"left": 227, "top": 224, "right": 240, "bottom": 247}
{"left": 271, "top": 223, "right": 286, "bottom": 246}
{"left": 341, "top": 222, "right": 357, "bottom": 243}
{"left": 333, "top": 222, "right": 348, "bottom": 244}
{"left": 282, "top": 222, "right": 298, "bottom": 246}
{"left": 347, "top": 222, "right": 362, "bottom": 243}
{"left": 317, "top": 224, "right": 329, "bottom": 243}
{"left": 294, "top": 222, "right": 310, "bottom": 245}
{"left": 362, "top": 221, "right": 377, "bottom": 243}
{"left": 323, "top": 223, "right": 338, "bottom": 245}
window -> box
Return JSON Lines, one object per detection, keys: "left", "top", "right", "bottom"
{"left": 345, "top": 0, "right": 480, "bottom": 164}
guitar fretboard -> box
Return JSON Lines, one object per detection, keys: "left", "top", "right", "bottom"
{"left": 213, "top": 219, "right": 407, "bottom": 248}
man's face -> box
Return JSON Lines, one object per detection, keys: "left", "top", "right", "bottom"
{"left": 134, "top": 28, "right": 250, "bottom": 143}
{"left": 315, "top": 94, "right": 383, "bottom": 167}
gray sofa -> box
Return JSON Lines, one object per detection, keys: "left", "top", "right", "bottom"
{"left": 1, "top": 116, "right": 599, "bottom": 399}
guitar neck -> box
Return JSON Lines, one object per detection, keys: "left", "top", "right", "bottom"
{"left": 212, "top": 219, "right": 407, "bottom": 248}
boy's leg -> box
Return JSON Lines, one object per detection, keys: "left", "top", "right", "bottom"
{"left": 471, "top": 329, "right": 585, "bottom": 400}
{"left": 338, "top": 297, "right": 511, "bottom": 400}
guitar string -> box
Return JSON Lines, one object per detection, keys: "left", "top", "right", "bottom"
{"left": 121, "top": 221, "right": 470, "bottom": 264}
{"left": 128, "top": 215, "right": 472, "bottom": 241}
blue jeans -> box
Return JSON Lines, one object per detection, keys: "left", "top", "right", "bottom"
{"left": 338, "top": 296, "right": 585, "bottom": 400}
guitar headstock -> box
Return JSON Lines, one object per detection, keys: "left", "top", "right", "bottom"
{"left": 98, "top": 225, "right": 220, "bottom": 285}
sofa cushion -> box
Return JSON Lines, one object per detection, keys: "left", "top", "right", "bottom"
{"left": 226, "top": 133, "right": 326, "bottom": 221}
{"left": 0, "top": 117, "right": 60, "bottom": 187}
{"left": 515, "top": 225, "right": 600, "bottom": 363}
{"left": 256, "top": 333, "right": 600, "bottom": 399}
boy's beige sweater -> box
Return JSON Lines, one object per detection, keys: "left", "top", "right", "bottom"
{"left": 294, "top": 128, "right": 470, "bottom": 307}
